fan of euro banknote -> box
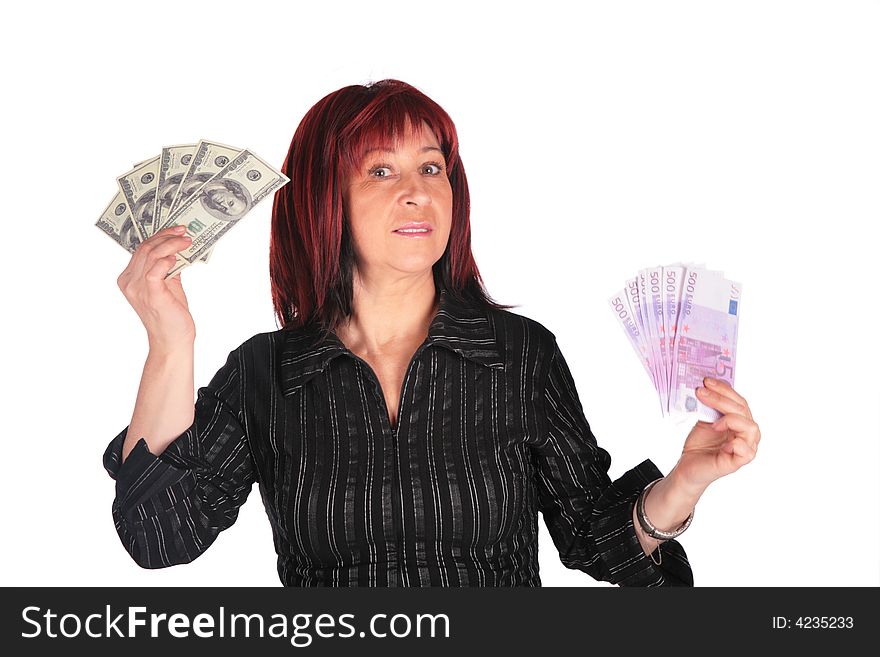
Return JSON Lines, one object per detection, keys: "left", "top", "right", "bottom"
{"left": 609, "top": 264, "right": 742, "bottom": 422}
{"left": 95, "top": 139, "right": 290, "bottom": 278}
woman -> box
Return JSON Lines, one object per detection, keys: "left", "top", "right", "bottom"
{"left": 106, "top": 79, "right": 760, "bottom": 586}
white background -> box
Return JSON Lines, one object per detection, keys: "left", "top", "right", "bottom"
{"left": 2, "top": 0, "right": 878, "bottom": 587}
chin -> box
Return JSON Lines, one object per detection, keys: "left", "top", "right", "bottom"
{"left": 394, "top": 254, "right": 443, "bottom": 273}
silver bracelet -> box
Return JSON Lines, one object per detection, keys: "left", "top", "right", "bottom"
{"left": 636, "top": 478, "right": 694, "bottom": 541}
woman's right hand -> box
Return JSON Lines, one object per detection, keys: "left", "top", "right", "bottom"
{"left": 117, "top": 225, "right": 196, "bottom": 351}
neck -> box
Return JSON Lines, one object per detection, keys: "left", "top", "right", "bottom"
{"left": 335, "top": 272, "right": 440, "bottom": 355}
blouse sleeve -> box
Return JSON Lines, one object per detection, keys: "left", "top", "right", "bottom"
{"left": 102, "top": 346, "right": 258, "bottom": 569}
{"left": 531, "top": 339, "right": 694, "bottom": 586}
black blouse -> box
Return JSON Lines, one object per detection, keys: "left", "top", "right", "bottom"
{"left": 103, "top": 288, "right": 693, "bottom": 586}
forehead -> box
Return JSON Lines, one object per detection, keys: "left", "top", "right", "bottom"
{"left": 357, "top": 119, "right": 441, "bottom": 156}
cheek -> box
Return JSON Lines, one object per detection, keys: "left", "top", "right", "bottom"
{"left": 430, "top": 178, "right": 453, "bottom": 208}
{"left": 348, "top": 222, "right": 385, "bottom": 261}
{"left": 439, "top": 187, "right": 454, "bottom": 226}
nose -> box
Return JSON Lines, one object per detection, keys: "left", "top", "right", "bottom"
{"left": 397, "top": 170, "right": 432, "bottom": 206}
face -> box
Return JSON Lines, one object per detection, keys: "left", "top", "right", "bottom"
{"left": 207, "top": 188, "right": 246, "bottom": 216}
{"left": 343, "top": 120, "right": 453, "bottom": 284}
{"left": 134, "top": 190, "right": 155, "bottom": 226}
{"left": 160, "top": 174, "right": 183, "bottom": 204}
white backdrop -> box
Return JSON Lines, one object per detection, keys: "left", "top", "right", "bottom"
{"left": 2, "top": 0, "right": 877, "bottom": 587}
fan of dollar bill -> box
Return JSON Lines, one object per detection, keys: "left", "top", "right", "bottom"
{"left": 96, "top": 139, "right": 290, "bottom": 278}
{"left": 609, "top": 264, "right": 742, "bottom": 422}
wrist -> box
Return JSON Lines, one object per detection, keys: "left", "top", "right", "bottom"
{"left": 666, "top": 462, "right": 709, "bottom": 502}
{"left": 147, "top": 339, "right": 195, "bottom": 360}
{"left": 642, "top": 474, "right": 699, "bottom": 535}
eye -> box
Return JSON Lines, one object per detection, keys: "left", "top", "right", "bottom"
{"left": 369, "top": 165, "right": 393, "bottom": 178}
{"left": 422, "top": 162, "right": 445, "bottom": 175}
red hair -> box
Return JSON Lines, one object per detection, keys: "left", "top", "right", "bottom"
{"left": 269, "top": 79, "right": 515, "bottom": 332}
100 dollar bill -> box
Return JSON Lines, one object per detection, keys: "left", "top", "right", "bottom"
{"left": 116, "top": 157, "right": 160, "bottom": 241}
{"left": 165, "top": 139, "right": 244, "bottom": 224}
{"left": 153, "top": 143, "right": 213, "bottom": 263}
{"left": 95, "top": 189, "right": 141, "bottom": 253}
{"left": 153, "top": 143, "right": 197, "bottom": 233}
{"left": 164, "top": 149, "right": 289, "bottom": 278}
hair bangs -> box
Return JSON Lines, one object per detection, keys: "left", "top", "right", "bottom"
{"left": 338, "top": 92, "right": 457, "bottom": 179}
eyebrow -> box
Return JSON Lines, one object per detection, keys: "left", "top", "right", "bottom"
{"left": 361, "top": 145, "right": 444, "bottom": 155}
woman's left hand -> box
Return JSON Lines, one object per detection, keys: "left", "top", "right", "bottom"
{"left": 674, "top": 377, "right": 761, "bottom": 494}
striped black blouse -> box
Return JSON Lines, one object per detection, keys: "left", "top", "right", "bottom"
{"left": 103, "top": 288, "right": 693, "bottom": 586}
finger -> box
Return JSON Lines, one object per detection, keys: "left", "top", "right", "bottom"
{"left": 695, "top": 386, "right": 750, "bottom": 417}
{"left": 146, "top": 254, "right": 181, "bottom": 283}
{"left": 141, "top": 235, "right": 192, "bottom": 265}
{"left": 704, "top": 379, "right": 752, "bottom": 420}
{"left": 154, "top": 225, "right": 188, "bottom": 239}
{"left": 722, "top": 435, "right": 757, "bottom": 464}
{"left": 119, "top": 229, "right": 187, "bottom": 290}
{"left": 137, "top": 226, "right": 188, "bottom": 252}
{"left": 704, "top": 377, "right": 750, "bottom": 411}
{"left": 165, "top": 267, "right": 184, "bottom": 281}
{"left": 711, "top": 413, "right": 760, "bottom": 451}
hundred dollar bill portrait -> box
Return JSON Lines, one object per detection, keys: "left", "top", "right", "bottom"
{"left": 118, "top": 216, "right": 141, "bottom": 252}
{"left": 130, "top": 188, "right": 157, "bottom": 238}
{"left": 172, "top": 171, "right": 215, "bottom": 210}
{"left": 155, "top": 173, "right": 185, "bottom": 219}
{"left": 199, "top": 178, "right": 252, "bottom": 220}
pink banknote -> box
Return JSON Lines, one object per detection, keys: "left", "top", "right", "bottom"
{"left": 608, "top": 288, "right": 662, "bottom": 413}
{"left": 610, "top": 264, "right": 741, "bottom": 421}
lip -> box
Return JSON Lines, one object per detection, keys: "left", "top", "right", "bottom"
{"left": 392, "top": 221, "right": 433, "bottom": 233}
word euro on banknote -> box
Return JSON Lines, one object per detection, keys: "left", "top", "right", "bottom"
{"left": 165, "top": 149, "right": 290, "bottom": 278}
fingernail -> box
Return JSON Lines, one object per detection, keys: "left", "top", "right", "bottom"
{"left": 174, "top": 225, "right": 186, "bottom": 232}
{"left": 705, "top": 378, "right": 717, "bottom": 386}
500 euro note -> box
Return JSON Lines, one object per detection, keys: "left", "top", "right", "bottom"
{"left": 661, "top": 264, "right": 684, "bottom": 404}
{"left": 610, "top": 263, "right": 741, "bottom": 421}
{"left": 670, "top": 268, "right": 741, "bottom": 422}
{"left": 609, "top": 290, "right": 663, "bottom": 414}
{"left": 625, "top": 276, "right": 658, "bottom": 394}
{"left": 644, "top": 267, "right": 670, "bottom": 412}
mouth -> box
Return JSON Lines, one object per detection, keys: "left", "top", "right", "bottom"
{"left": 392, "top": 222, "right": 433, "bottom": 237}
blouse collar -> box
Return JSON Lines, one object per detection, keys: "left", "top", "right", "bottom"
{"left": 279, "top": 288, "right": 505, "bottom": 395}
